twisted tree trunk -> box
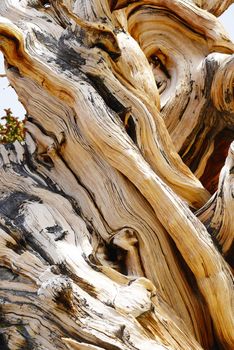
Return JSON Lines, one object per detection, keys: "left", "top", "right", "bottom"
{"left": 0, "top": 1, "right": 233, "bottom": 349}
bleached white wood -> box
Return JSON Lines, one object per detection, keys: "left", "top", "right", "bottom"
{"left": 0, "top": 1, "right": 233, "bottom": 349}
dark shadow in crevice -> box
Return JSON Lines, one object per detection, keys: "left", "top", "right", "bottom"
{"left": 200, "top": 127, "right": 233, "bottom": 194}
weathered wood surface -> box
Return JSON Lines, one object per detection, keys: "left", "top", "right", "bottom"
{"left": 0, "top": 1, "right": 233, "bottom": 349}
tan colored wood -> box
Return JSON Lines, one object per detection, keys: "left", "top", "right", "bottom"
{"left": 0, "top": 1, "right": 233, "bottom": 349}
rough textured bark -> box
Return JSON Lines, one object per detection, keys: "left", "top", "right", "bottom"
{"left": 0, "top": 1, "right": 233, "bottom": 349}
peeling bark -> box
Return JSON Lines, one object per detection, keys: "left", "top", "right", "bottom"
{"left": 0, "top": 1, "right": 233, "bottom": 350}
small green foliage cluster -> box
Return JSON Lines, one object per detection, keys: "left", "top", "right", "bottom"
{"left": 0, "top": 108, "right": 26, "bottom": 144}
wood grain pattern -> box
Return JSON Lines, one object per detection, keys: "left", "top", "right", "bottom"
{"left": 0, "top": 1, "right": 233, "bottom": 349}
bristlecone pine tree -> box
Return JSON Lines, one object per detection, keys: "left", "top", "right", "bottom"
{"left": 0, "top": 109, "right": 26, "bottom": 144}
{"left": 0, "top": 1, "right": 233, "bottom": 349}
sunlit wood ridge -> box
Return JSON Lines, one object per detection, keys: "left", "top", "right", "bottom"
{"left": 0, "top": 1, "right": 233, "bottom": 349}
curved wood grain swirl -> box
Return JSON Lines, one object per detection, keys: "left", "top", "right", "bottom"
{"left": 0, "top": 1, "right": 233, "bottom": 349}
